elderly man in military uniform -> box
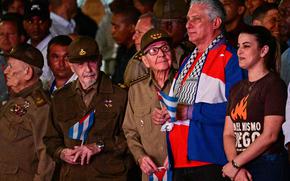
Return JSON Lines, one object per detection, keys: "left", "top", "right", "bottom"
{"left": 123, "top": 28, "right": 175, "bottom": 181}
{"left": 0, "top": 44, "right": 55, "bottom": 180}
{"left": 44, "top": 36, "right": 132, "bottom": 181}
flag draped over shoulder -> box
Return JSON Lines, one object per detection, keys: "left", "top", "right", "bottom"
{"left": 68, "top": 110, "right": 95, "bottom": 143}
{"left": 158, "top": 91, "right": 178, "bottom": 122}
{"left": 149, "top": 167, "right": 172, "bottom": 181}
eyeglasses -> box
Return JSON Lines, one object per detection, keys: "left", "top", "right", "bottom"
{"left": 144, "top": 44, "right": 171, "bottom": 56}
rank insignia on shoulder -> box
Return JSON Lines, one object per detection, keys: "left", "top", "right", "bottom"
{"left": 104, "top": 99, "right": 112, "bottom": 108}
{"left": 31, "top": 91, "right": 47, "bottom": 107}
{"left": 9, "top": 101, "right": 30, "bottom": 117}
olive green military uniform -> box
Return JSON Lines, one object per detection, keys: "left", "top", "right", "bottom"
{"left": 44, "top": 72, "right": 132, "bottom": 181}
{"left": 0, "top": 81, "right": 55, "bottom": 181}
{"left": 123, "top": 71, "right": 174, "bottom": 181}
{"left": 123, "top": 51, "right": 149, "bottom": 87}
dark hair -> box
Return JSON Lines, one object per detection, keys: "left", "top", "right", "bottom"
{"left": 252, "top": 3, "right": 278, "bottom": 21}
{"left": 2, "top": 0, "right": 28, "bottom": 12}
{"left": 110, "top": 0, "right": 140, "bottom": 24}
{"left": 47, "top": 35, "right": 72, "bottom": 63}
{"left": 240, "top": 26, "right": 279, "bottom": 72}
{"left": 0, "top": 13, "right": 25, "bottom": 36}
{"left": 138, "top": 0, "right": 156, "bottom": 6}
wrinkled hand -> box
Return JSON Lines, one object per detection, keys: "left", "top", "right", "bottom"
{"left": 73, "top": 143, "right": 102, "bottom": 165}
{"left": 222, "top": 162, "right": 239, "bottom": 180}
{"left": 152, "top": 107, "right": 170, "bottom": 125}
{"left": 234, "top": 168, "right": 252, "bottom": 181}
{"left": 138, "top": 156, "right": 158, "bottom": 175}
{"left": 176, "top": 104, "right": 192, "bottom": 120}
{"left": 60, "top": 148, "right": 79, "bottom": 164}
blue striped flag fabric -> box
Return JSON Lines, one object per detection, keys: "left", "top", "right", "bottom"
{"left": 68, "top": 110, "right": 95, "bottom": 143}
{"left": 158, "top": 91, "right": 178, "bottom": 122}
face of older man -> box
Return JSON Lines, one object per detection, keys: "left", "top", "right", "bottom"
{"left": 69, "top": 60, "right": 99, "bottom": 90}
{"left": 4, "top": 57, "right": 29, "bottom": 93}
{"left": 186, "top": 4, "right": 221, "bottom": 50}
{"left": 142, "top": 41, "right": 172, "bottom": 72}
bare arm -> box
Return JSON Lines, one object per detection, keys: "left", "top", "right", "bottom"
{"left": 223, "top": 116, "right": 237, "bottom": 161}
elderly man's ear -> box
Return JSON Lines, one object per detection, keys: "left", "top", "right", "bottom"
{"left": 23, "top": 66, "right": 34, "bottom": 81}
{"left": 141, "top": 56, "right": 150, "bottom": 68}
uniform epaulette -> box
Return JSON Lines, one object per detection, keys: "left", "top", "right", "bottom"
{"left": 31, "top": 90, "right": 47, "bottom": 107}
{"left": 133, "top": 51, "right": 143, "bottom": 61}
{"left": 129, "top": 73, "right": 150, "bottom": 87}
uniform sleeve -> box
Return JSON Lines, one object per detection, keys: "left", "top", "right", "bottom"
{"left": 283, "top": 84, "right": 290, "bottom": 148}
{"left": 30, "top": 103, "right": 55, "bottom": 181}
{"left": 43, "top": 99, "right": 66, "bottom": 162}
{"left": 122, "top": 88, "right": 146, "bottom": 163}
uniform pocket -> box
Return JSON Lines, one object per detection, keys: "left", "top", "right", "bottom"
{"left": 134, "top": 107, "right": 152, "bottom": 134}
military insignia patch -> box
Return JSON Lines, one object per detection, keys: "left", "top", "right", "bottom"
{"left": 31, "top": 91, "right": 47, "bottom": 107}
{"left": 150, "top": 33, "right": 162, "bottom": 40}
{"left": 104, "top": 99, "right": 112, "bottom": 108}
{"left": 9, "top": 101, "right": 30, "bottom": 116}
{"left": 79, "top": 49, "right": 87, "bottom": 56}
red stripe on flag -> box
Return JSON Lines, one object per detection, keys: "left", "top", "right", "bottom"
{"left": 79, "top": 113, "right": 89, "bottom": 124}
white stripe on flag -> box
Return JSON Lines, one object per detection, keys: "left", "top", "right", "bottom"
{"left": 80, "top": 116, "right": 90, "bottom": 141}
{"left": 73, "top": 123, "right": 79, "bottom": 139}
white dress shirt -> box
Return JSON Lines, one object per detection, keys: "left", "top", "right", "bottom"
{"left": 50, "top": 12, "right": 76, "bottom": 36}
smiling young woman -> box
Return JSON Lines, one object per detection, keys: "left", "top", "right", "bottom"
{"left": 222, "top": 26, "right": 289, "bottom": 181}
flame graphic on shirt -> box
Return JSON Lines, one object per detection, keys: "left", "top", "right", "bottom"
{"left": 231, "top": 95, "right": 248, "bottom": 121}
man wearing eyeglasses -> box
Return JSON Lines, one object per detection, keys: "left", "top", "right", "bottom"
{"left": 123, "top": 29, "right": 175, "bottom": 181}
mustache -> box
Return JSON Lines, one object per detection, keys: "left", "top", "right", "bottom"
{"left": 82, "top": 72, "right": 96, "bottom": 77}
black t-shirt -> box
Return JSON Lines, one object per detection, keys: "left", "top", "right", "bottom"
{"left": 226, "top": 72, "right": 287, "bottom": 154}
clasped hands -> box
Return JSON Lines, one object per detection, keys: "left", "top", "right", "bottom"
{"left": 222, "top": 162, "right": 252, "bottom": 181}
{"left": 60, "top": 143, "right": 102, "bottom": 165}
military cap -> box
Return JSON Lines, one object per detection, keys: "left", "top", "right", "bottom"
{"left": 140, "top": 28, "right": 172, "bottom": 53}
{"left": 68, "top": 36, "right": 100, "bottom": 63}
{"left": 24, "top": 0, "right": 50, "bottom": 20}
{"left": 7, "top": 43, "right": 44, "bottom": 69}
{"left": 153, "top": 0, "right": 189, "bottom": 20}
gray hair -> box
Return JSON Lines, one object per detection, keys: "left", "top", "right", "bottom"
{"left": 31, "top": 65, "right": 43, "bottom": 78}
{"left": 190, "top": 0, "right": 226, "bottom": 22}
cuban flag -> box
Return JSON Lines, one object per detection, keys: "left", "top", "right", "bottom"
{"left": 68, "top": 110, "right": 95, "bottom": 143}
{"left": 158, "top": 91, "right": 178, "bottom": 122}
{"left": 149, "top": 167, "right": 172, "bottom": 181}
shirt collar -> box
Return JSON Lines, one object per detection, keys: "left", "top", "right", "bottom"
{"left": 50, "top": 12, "right": 76, "bottom": 28}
